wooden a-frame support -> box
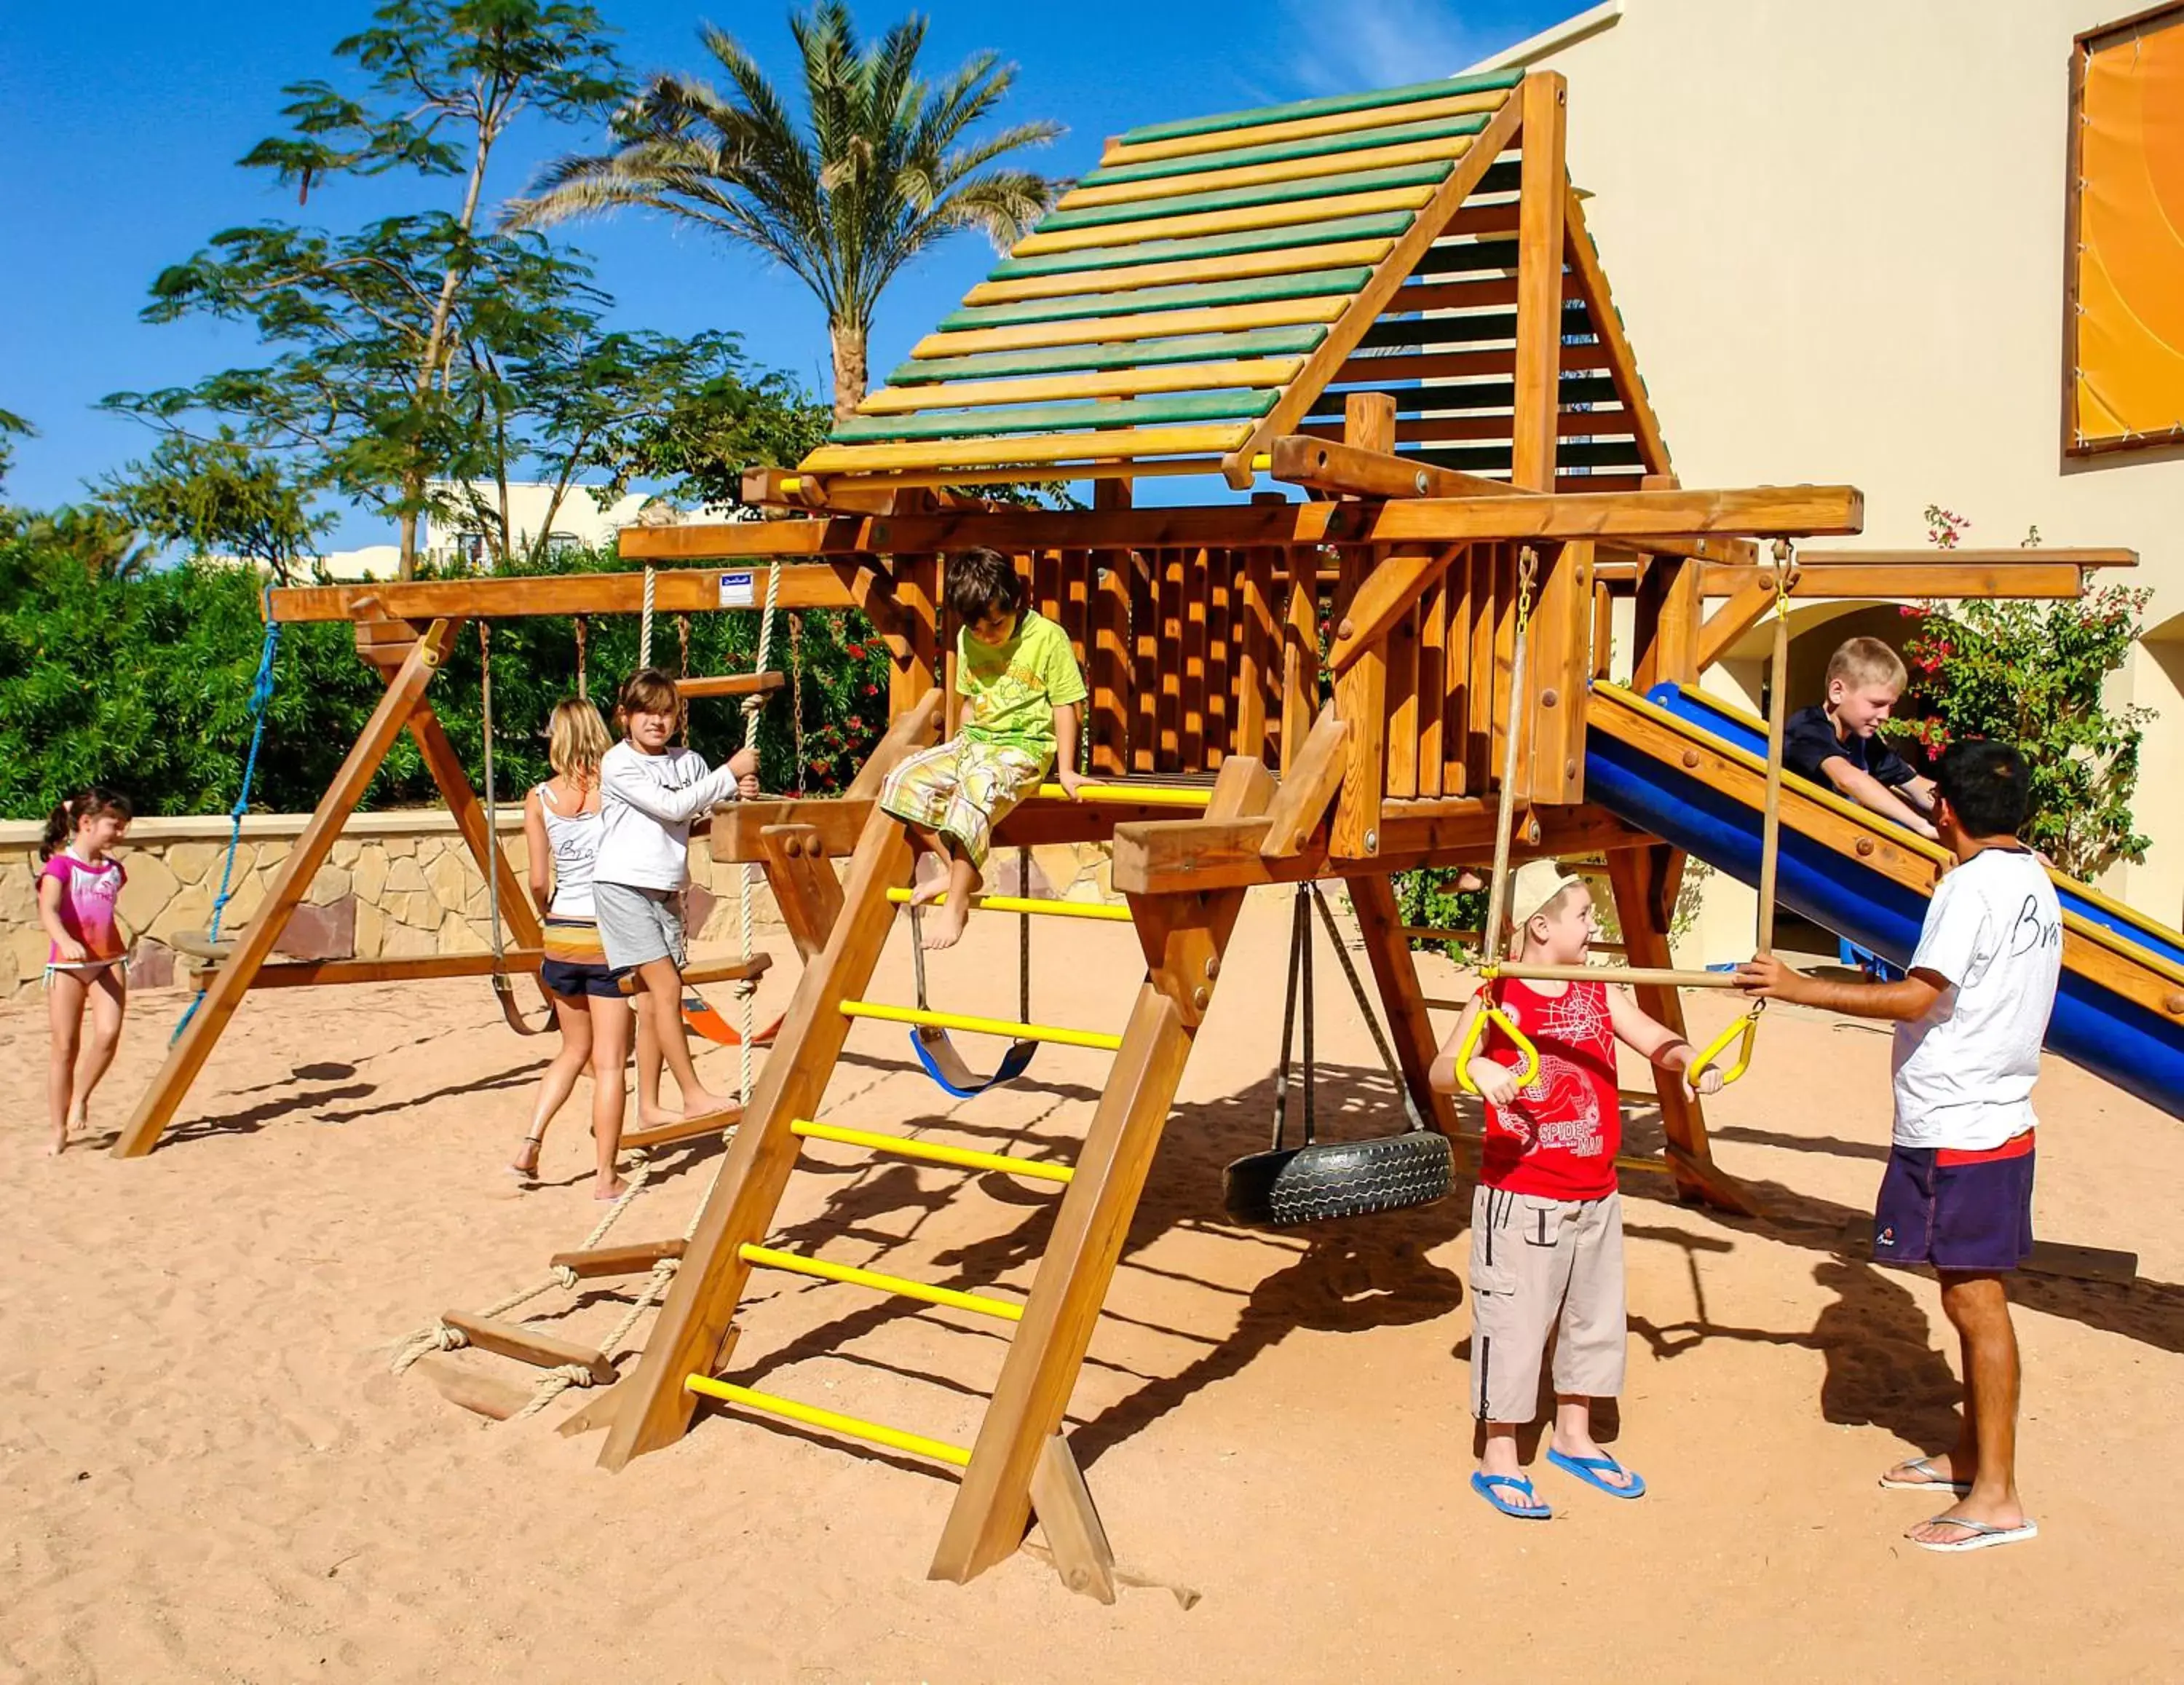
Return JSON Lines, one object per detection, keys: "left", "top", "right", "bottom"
{"left": 113, "top": 616, "right": 545, "bottom": 1158}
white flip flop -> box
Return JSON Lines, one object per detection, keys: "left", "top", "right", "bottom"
{"left": 1879, "top": 1456, "right": 1972, "bottom": 1496}
{"left": 1911, "top": 1516, "right": 2038, "bottom": 1553}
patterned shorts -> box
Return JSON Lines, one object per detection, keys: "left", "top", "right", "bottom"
{"left": 878, "top": 737, "right": 1048, "bottom": 870}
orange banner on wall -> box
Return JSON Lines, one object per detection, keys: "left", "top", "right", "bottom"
{"left": 2070, "top": 7, "right": 2184, "bottom": 451}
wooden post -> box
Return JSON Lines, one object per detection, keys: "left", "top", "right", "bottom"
{"left": 930, "top": 757, "right": 1275, "bottom": 1584}
{"left": 760, "top": 824, "right": 845, "bottom": 961}
{"left": 1091, "top": 481, "right": 1133, "bottom": 776}
{"left": 406, "top": 698, "right": 543, "bottom": 950}
{"left": 1603, "top": 844, "right": 1754, "bottom": 1215}
{"left": 1511, "top": 73, "right": 1569, "bottom": 494}
{"left": 1348, "top": 874, "right": 1463, "bottom": 1137}
{"left": 1631, "top": 553, "right": 1701, "bottom": 692}
{"left": 1235, "top": 541, "right": 1280, "bottom": 766}
{"left": 1524, "top": 537, "right": 1593, "bottom": 805}
{"left": 598, "top": 802, "right": 915, "bottom": 1469}
{"left": 1029, "top": 1433, "right": 1117, "bottom": 1605}
{"left": 890, "top": 553, "right": 941, "bottom": 720}
{"left": 113, "top": 620, "right": 462, "bottom": 1157}
{"left": 1329, "top": 395, "right": 1396, "bottom": 859}
{"left": 1278, "top": 546, "right": 1319, "bottom": 772}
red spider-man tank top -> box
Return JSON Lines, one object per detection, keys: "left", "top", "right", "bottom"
{"left": 1477, "top": 975, "right": 1621, "bottom": 1200}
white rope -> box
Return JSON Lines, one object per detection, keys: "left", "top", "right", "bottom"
{"left": 736, "top": 562, "right": 783, "bottom": 1104}
{"left": 638, "top": 564, "right": 656, "bottom": 668}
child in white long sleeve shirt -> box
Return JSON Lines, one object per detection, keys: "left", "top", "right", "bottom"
{"left": 594, "top": 667, "right": 759, "bottom": 1126}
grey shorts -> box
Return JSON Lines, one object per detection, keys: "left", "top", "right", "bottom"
{"left": 592, "top": 881, "right": 687, "bottom": 971}
{"left": 1468, "top": 1186, "right": 1626, "bottom": 1422}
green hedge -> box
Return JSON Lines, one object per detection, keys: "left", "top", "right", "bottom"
{"left": 0, "top": 540, "right": 892, "bottom": 820}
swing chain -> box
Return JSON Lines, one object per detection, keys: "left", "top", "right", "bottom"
{"left": 677, "top": 612, "right": 690, "bottom": 679}
{"left": 478, "top": 622, "right": 510, "bottom": 982}
{"left": 1515, "top": 543, "right": 1538, "bottom": 633}
{"left": 790, "top": 612, "right": 807, "bottom": 796}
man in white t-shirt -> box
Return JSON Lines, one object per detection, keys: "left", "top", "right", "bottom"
{"left": 1740, "top": 741, "right": 2060, "bottom": 1556}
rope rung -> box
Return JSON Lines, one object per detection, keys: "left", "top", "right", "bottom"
{"left": 791, "top": 1118, "right": 1074, "bottom": 1183}
{"left": 684, "top": 1375, "right": 972, "bottom": 1467}
{"left": 737, "top": 1243, "right": 1024, "bottom": 1321}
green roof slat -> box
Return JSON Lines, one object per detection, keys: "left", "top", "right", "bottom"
{"left": 885, "top": 325, "right": 1327, "bottom": 386}
{"left": 830, "top": 390, "right": 1278, "bottom": 445}
{"left": 938, "top": 267, "right": 1374, "bottom": 332}
{"left": 1040, "top": 161, "right": 1451, "bottom": 232}
{"left": 987, "top": 211, "right": 1416, "bottom": 281}
{"left": 1085, "top": 112, "right": 1491, "bottom": 187}
{"left": 1116, "top": 69, "right": 1522, "bottom": 146}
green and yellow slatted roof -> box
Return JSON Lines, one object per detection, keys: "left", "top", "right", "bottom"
{"left": 796, "top": 68, "right": 1671, "bottom": 492}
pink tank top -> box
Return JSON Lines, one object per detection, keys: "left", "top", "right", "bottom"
{"left": 43, "top": 852, "right": 127, "bottom": 964}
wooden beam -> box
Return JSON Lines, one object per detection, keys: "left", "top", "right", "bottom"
{"left": 1526, "top": 538, "right": 1593, "bottom": 804}
{"left": 1029, "top": 1435, "right": 1117, "bottom": 1605}
{"left": 931, "top": 758, "right": 1273, "bottom": 1584}
{"left": 269, "top": 567, "right": 856, "bottom": 625}
{"left": 1349, "top": 875, "right": 1463, "bottom": 1137}
{"left": 1791, "top": 547, "right": 2134, "bottom": 569}
{"left": 1631, "top": 554, "right": 1701, "bottom": 692}
{"left": 1269, "top": 435, "right": 1519, "bottom": 501}
{"left": 1221, "top": 87, "right": 1529, "bottom": 487}
{"left": 1258, "top": 709, "right": 1349, "bottom": 856}
{"left": 1327, "top": 544, "right": 1462, "bottom": 671}
{"left": 1278, "top": 544, "right": 1321, "bottom": 772}
{"left": 1510, "top": 72, "right": 1569, "bottom": 492}
{"left": 1696, "top": 577, "right": 1779, "bottom": 670}
{"left": 1562, "top": 185, "right": 1674, "bottom": 481}
{"left": 598, "top": 802, "right": 914, "bottom": 1471}
{"left": 113, "top": 620, "right": 462, "bottom": 1158}
{"left": 1329, "top": 540, "right": 1388, "bottom": 860}
{"left": 760, "top": 824, "right": 847, "bottom": 962}
{"left": 1235, "top": 540, "right": 1279, "bottom": 764}
{"left": 208, "top": 950, "right": 545, "bottom": 990}
{"left": 406, "top": 699, "right": 542, "bottom": 952}
{"left": 441, "top": 1311, "right": 617, "bottom": 1386}
{"left": 1603, "top": 845, "right": 1754, "bottom": 1215}
{"left": 1701, "top": 561, "right": 2089, "bottom": 600}
{"left": 843, "top": 688, "right": 943, "bottom": 802}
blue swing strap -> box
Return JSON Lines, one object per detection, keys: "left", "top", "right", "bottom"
{"left": 173, "top": 590, "right": 282, "bottom": 1044}
{"left": 905, "top": 847, "right": 1038, "bottom": 1097}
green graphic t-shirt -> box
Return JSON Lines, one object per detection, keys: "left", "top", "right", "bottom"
{"left": 957, "top": 610, "right": 1087, "bottom": 759}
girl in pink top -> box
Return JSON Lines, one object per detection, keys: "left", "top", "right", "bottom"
{"left": 38, "top": 787, "right": 132, "bottom": 1154}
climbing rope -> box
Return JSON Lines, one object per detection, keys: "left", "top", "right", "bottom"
{"left": 638, "top": 564, "right": 657, "bottom": 668}
{"left": 574, "top": 615, "right": 588, "bottom": 700}
{"left": 172, "top": 588, "right": 283, "bottom": 1043}
{"left": 735, "top": 562, "right": 783, "bottom": 1104}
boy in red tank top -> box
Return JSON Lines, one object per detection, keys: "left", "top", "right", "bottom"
{"left": 1431, "top": 860, "right": 1722, "bottom": 1520}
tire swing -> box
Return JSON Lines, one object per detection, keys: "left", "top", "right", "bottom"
{"left": 904, "top": 847, "right": 1037, "bottom": 1097}
{"left": 1223, "top": 881, "right": 1453, "bottom": 1228}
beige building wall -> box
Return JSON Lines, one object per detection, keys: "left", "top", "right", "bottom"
{"left": 1492, "top": 0, "right": 2184, "bottom": 950}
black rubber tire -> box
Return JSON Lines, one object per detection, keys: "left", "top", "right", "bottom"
{"left": 1222, "top": 1129, "right": 1454, "bottom": 1228}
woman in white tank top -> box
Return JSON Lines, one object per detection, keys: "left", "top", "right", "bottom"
{"left": 510, "top": 699, "right": 640, "bottom": 1197}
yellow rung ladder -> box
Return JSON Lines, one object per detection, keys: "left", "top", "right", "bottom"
{"left": 792, "top": 1118, "right": 1076, "bottom": 1184}
{"left": 883, "top": 887, "right": 1133, "bottom": 923}
{"left": 1033, "top": 781, "right": 1210, "bottom": 808}
{"left": 684, "top": 1376, "right": 973, "bottom": 1468}
{"left": 839, "top": 999, "right": 1125, "bottom": 1052}
{"left": 738, "top": 1242, "right": 1026, "bottom": 1321}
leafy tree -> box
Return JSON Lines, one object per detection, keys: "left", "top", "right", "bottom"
{"left": 623, "top": 360, "right": 834, "bottom": 508}
{"left": 510, "top": 2, "right": 1062, "bottom": 417}
{"left": 95, "top": 431, "right": 331, "bottom": 581}
{"left": 108, "top": 1, "right": 626, "bottom": 575}
{"left": 0, "top": 408, "right": 31, "bottom": 501}
{"left": 3, "top": 505, "right": 157, "bottom": 580}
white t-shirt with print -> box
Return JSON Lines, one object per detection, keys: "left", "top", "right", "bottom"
{"left": 1891, "top": 846, "right": 2062, "bottom": 1151}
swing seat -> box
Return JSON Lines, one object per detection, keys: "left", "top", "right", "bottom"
{"left": 909, "top": 1025, "right": 1038, "bottom": 1098}
{"left": 1222, "top": 1129, "right": 1453, "bottom": 1229}
{"left": 169, "top": 930, "right": 237, "bottom": 962}
{"left": 684, "top": 997, "right": 784, "bottom": 1049}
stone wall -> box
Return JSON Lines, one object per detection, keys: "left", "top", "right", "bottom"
{"left": 0, "top": 810, "right": 788, "bottom": 1001}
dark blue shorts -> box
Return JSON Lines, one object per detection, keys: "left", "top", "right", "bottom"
{"left": 1872, "top": 1130, "right": 2035, "bottom": 1274}
{"left": 539, "top": 958, "right": 630, "bottom": 1001}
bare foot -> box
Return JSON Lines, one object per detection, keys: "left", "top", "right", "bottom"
{"left": 638, "top": 1101, "right": 686, "bottom": 1128}
{"left": 47, "top": 1129, "right": 68, "bottom": 1156}
{"left": 594, "top": 1175, "right": 630, "bottom": 1202}
{"left": 908, "top": 873, "right": 948, "bottom": 909}
{"left": 1907, "top": 1494, "right": 2029, "bottom": 1546}
{"left": 922, "top": 899, "right": 969, "bottom": 950}
{"left": 1550, "top": 1429, "right": 1635, "bottom": 1489}
{"left": 507, "top": 1133, "right": 543, "bottom": 1180}
{"left": 676, "top": 1086, "right": 737, "bottom": 1121}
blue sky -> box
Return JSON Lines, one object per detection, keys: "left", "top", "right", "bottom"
{"left": 1, "top": 0, "right": 1567, "bottom": 544}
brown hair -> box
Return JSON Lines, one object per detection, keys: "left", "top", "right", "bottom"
{"left": 614, "top": 668, "right": 684, "bottom": 740}
{"left": 944, "top": 547, "right": 1027, "bottom": 627}
{"left": 41, "top": 786, "right": 132, "bottom": 860}
{"left": 1827, "top": 636, "right": 1907, "bottom": 693}
{"left": 547, "top": 698, "right": 612, "bottom": 785}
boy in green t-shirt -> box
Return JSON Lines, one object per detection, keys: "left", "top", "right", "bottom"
{"left": 880, "top": 548, "right": 1089, "bottom": 949}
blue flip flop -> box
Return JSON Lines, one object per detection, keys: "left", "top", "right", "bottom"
{"left": 1471, "top": 1472, "right": 1551, "bottom": 1520}
{"left": 1547, "top": 1448, "right": 1646, "bottom": 1499}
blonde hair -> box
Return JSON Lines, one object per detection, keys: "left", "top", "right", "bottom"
{"left": 547, "top": 698, "right": 611, "bottom": 785}
{"left": 1827, "top": 636, "right": 1907, "bottom": 693}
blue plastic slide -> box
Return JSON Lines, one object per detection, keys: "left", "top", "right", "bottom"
{"left": 1583, "top": 682, "right": 2184, "bottom": 1122}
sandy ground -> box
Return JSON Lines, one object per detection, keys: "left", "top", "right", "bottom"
{"left": 4, "top": 891, "right": 2183, "bottom": 1684}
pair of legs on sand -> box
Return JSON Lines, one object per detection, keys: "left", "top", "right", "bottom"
{"left": 513, "top": 961, "right": 732, "bottom": 1200}
{"left": 1881, "top": 1271, "right": 2030, "bottom": 1548}
{"left": 47, "top": 964, "right": 125, "bottom": 1154}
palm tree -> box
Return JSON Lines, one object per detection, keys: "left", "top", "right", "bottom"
{"left": 509, "top": 4, "right": 1063, "bottom": 420}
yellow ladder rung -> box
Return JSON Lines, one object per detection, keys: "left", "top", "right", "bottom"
{"left": 684, "top": 1374, "right": 973, "bottom": 1467}
{"left": 1034, "top": 781, "right": 1211, "bottom": 808}
{"left": 885, "top": 887, "right": 1133, "bottom": 922}
{"left": 739, "top": 1242, "right": 1024, "bottom": 1321}
{"left": 792, "top": 1118, "right": 1075, "bottom": 1183}
{"left": 839, "top": 999, "right": 1124, "bottom": 1052}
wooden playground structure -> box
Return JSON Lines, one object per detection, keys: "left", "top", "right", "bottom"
{"left": 109, "top": 68, "right": 2143, "bottom": 1598}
